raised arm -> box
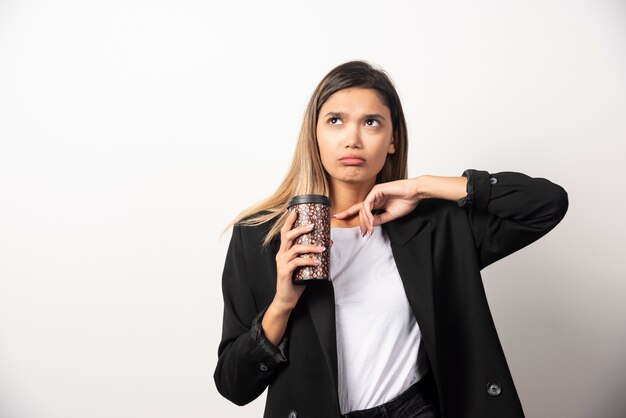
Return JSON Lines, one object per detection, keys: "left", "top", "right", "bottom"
{"left": 334, "top": 168, "right": 568, "bottom": 270}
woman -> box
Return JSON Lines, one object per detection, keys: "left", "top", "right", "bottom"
{"left": 214, "top": 60, "right": 568, "bottom": 418}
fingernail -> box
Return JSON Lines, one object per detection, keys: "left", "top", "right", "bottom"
{"left": 318, "top": 246, "right": 326, "bottom": 251}
{"left": 306, "top": 224, "right": 314, "bottom": 229}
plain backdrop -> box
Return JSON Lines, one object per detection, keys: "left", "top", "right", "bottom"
{"left": 0, "top": 1, "right": 625, "bottom": 417}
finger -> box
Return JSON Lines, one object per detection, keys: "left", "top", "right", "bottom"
{"left": 288, "top": 244, "right": 326, "bottom": 258}
{"left": 279, "top": 210, "right": 299, "bottom": 251}
{"left": 281, "top": 209, "right": 297, "bottom": 231}
{"left": 362, "top": 205, "right": 373, "bottom": 236}
{"left": 361, "top": 193, "right": 378, "bottom": 236}
{"left": 277, "top": 245, "right": 323, "bottom": 273}
{"left": 373, "top": 210, "right": 395, "bottom": 226}
{"left": 364, "top": 189, "right": 383, "bottom": 227}
{"left": 284, "top": 223, "right": 315, "bottom": 243}
{"left": 362, "top": 198, "right": 375, "bottom": 231}
{"left": 287, "top": 255, "right": 322, "bottom": 271}
{"left": 359, "top": 206, "right": 369, "bottom": 237}
{"left": 285, "top": 245, "right": 326, "bottom": 264}
{"left": 333, "top": 202, "right": 362, "bottom": 219}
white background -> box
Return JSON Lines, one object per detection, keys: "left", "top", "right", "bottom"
{"left": 0, "top": 1, "right": 625, "bottom": 417}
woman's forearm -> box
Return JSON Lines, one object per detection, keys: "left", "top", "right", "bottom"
{"left": 261, "top": 298, "right": 293, "bottom": 346}
{"left": 416, "top": 175, "right": 468, "bottom": 202}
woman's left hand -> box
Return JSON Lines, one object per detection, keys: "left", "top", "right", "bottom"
{"left": 333, "top": 177, "right": 427, "bottom": 237}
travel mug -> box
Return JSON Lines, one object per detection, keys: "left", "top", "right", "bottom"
{"left": 287, "top": 194, "right": 331, "bottom": 283}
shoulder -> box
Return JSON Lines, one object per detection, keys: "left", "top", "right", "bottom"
{"left": 232, "top": 211, "right": 280, "bottom": 254}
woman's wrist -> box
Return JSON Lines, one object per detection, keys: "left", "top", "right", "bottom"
{"left": 270, "top": 295, "right": 297, "bottom": 315}
{"left": 413, "top": 175, "right": 433, "bottom": 200}
{"left": 261, "top": 298, "right": 293, "bottom": 346}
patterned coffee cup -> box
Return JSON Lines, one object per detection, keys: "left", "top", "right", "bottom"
{"left": 287, "top": 194, "right": 331, "bottom": 283}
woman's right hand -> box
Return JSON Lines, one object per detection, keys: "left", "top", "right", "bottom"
{"left": 262, "top": 210, "right": 327, "bottom": 346}
{"left": 273, "top": 209, "right": 326, "bottom": 311}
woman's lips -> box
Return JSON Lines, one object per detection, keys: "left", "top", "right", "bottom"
{"left": 339, "top": 158, "right": 365, "bottom": 166}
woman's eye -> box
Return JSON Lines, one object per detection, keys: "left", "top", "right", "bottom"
{"left": 329, "top": 117, "right": 342, "bottom": 125}
{"left": 365, "top": 119, "right": 380, "bottom": 127}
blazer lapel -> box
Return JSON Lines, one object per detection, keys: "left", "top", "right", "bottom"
{"left": 269, "top": 237, "right": 340, "bottom": 405}
{"left": 383, "top": 214, "right": 439, "bottom": 378}
{"left": 303, "top": 281, "right": 339, "bottom": 396}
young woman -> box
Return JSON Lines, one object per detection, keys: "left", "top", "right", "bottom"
{"left": 214, "top": 60, "right": 568, "bottom": 418}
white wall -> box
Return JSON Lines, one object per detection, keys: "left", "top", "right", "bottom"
{"left": 0, "top": 1, "right": 624, "bottom": 417}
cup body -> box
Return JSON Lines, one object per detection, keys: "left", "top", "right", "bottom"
{"left": 287, "top": 194, "right": 331, "bottom": 283}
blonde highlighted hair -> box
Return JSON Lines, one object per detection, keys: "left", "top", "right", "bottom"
{"left": 225, "top": 60, "right": 409, "bottom": 247}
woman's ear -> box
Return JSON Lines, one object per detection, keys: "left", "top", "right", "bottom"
{"left": 388, "top": 135, "right": 396, "bottom": 154}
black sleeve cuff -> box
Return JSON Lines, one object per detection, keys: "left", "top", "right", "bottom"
{"left": 248, "top": 306, "right": 289, "bottom": 373}
{"left": 457, "top": 169, "right": 493, "bottom": 212}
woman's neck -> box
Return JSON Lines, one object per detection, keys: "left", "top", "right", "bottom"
{"left": 329, "top": 179, "right": 375, "bottom": 228}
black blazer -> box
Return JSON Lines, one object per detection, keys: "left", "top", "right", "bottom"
{"left": 214, "top": 169, "right": 569, "bottom": 418}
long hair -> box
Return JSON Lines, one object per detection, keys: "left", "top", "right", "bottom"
{"left": 225, "top": 60, "right": 409, "bottom": 247}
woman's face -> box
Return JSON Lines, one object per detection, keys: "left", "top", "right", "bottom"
{"left": 316, "top": 87, "right": 395, "bottom": 187}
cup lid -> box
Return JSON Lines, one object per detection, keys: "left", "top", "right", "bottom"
{"left": 287, "top": 194, "right": 331, "bottom": 207}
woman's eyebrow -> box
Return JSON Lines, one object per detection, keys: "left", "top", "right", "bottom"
{"left": 323, "top": 111, "right": 386, "bottom": 120}
{"left": 323, "top": 111, "right": 345, "bottom": 118}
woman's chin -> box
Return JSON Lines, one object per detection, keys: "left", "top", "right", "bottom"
{"left": 329, "top": 174, "right": 376, "bottom": 185}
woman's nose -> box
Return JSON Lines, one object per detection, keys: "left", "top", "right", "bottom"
{"left": 344, "top": 124, "right": 362, "bottom": 148}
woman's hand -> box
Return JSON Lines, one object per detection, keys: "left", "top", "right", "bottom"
{"left": 262, "top": 210, "right": 330, "bottom": 346}
{"left": 273, "top": 210, "right": 326, "bottom": 311}
{"left": 333, "top": 177, "right": 427, "bottom": 237}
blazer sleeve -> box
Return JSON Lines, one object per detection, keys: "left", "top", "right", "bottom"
{"left": 213, "top": 224, "right": 288, "bottom": 406}
{"left": 457, "top": 169, "right": 569, "bottom": 270}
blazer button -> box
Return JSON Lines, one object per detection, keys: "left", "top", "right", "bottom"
{"left": 490, "top": 177, "right": 498, "bottom": 185}
{"left": 259, "top": 363, "right": 268, "bottom": 372}
{"left": 288, "top": 410, "right": 297, "bottom": 418}
{"left": 486, "top": 381, "right": 502, "bottom": 396}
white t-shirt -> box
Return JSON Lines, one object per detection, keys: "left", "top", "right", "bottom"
{"left": 330, "top": 225, "right": 429, "bottom": 414}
